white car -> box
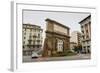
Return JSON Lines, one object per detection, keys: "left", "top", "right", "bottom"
{"left": 31, "top": 52, "right": 39, "bottom": 59}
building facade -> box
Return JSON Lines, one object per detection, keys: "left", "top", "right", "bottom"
{"left": 79, "top": 15, "right": 91, "bottom": 53}
{"left": 23, "top": 24, "right": 43, "bottom": 56}
{"left": 70, "top": 31, "right": 82, "bottom": 45}
{"left": 70, "top": 31, "right": 82, "bottom": 52}
{"left": 42, "top": 18, "right": 70, "bottom": 57}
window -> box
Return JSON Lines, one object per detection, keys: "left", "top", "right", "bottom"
{"left": 83, "top": 36, "right": 84, "bottom": 39}
{"left": 38, "top": 34, "right": 40, "bottom": 38}
{"left": 86, "top": 35, "right": 89, "bottom": 38}
{"left": 57, "top": 39, "right": 63, "bottom": 52}
{"left": 37, "top": 40, "right": 40, "bottom": 43}
{"left": 23, "top": 41, "right": 25, "bottom": 44}
{"left": 23, "top": 46, "right": 24, "bottom": 48}
{"left": 25, "top": 28, "right": 26, "bottom": 31}
{"left": 82, "top": 30, "right": 84, "bottom": 34}
{"left": 86, "top": 29, "right": 88, "bottom": 33}
{"left": 24, "top": 37, "right": 26, "bottom": 39}
{"left": 81, "top": 26, "right": 83, "bottom": 28}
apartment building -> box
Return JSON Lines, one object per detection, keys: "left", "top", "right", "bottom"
{"left": 70, "top": 31, "right": 82, "bottom": 45}
{"left": 79, "top": 15, "right": 91, "bottom": 53}
{"left": 23, "top": 24, "right": 43, "bottom": 56}
{"left": 70, "top": 31, "right": 82, "bottom": 51}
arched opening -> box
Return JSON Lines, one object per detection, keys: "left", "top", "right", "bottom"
{"left": 57, "top": 39, "right": 64, "bottom": 52}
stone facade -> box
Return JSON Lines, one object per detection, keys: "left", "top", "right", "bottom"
{"left": 42, "top": 19, "right": 70, "bottom": 57}
{"left": 79, "top": 15, "right": 91, "bottom": 53}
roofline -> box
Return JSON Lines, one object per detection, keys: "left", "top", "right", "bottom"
{"left": 79, "top": 15, "right": 91, "bottom": 24}
{"left": 23, "top": 24, "right": 43, "bottom": 30}
{"left": 45, "top": 18, "right": 70, "bottom": 29}
{"left": 23, "top": 23, "right": 41, "bottom": 27}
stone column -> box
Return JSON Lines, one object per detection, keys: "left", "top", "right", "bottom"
{"left": 51, "top": 37, "right": 57, "bottom": 55}
{"left": 63, "top": 37, "right": 70, "bottom": 52}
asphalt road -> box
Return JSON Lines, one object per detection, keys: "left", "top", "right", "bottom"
{"left": 23, "top": 54, "right": 91, "bottom": 62}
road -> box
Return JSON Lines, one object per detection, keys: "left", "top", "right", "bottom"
{"left": 23, "top": 54, "right": 91, "bottom": 62}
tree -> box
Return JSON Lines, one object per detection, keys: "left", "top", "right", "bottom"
{"left": 73, "top": 44, "right": 82, "bottom": 53}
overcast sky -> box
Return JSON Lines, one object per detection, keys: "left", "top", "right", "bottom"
{"left": 23, "top": 10, "right": 90, "bottom": 36}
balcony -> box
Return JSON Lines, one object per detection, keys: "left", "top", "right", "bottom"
{"left": 33, "top": 35, "right": 37, "bottom": 38}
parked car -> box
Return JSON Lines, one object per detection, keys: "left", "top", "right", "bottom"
{"left": 31, "top": 52, "right": 39, "bottom": 59}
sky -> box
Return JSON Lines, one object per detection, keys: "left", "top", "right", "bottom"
{"left": 23, "top": 10, "right": 90, "bottom": 34}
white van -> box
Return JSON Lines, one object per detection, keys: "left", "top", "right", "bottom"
{"left": 31, "top": 52, "right": 39, "bottom": 59}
